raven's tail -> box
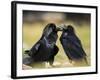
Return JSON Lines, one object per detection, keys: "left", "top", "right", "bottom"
{"left": 24, "top": 50, "right": 33, "bottom": 57}
{"left": 23, "top": 51, "right": 33, "bottom": 65}
{"left": 24, "top": 50, "right": 30, "bottom": 54}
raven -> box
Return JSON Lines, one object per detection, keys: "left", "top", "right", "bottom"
{"left": 24, "top": 23, "right": 60, "bottom": 66}
{"left": 60, "top": 25, "right": 88, "bottom": 64}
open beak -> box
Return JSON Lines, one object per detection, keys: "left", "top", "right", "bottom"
{"left": 59, "top": 24, "right": 67, "bottom": 30}
{"left": 56, "top": 27, "right": 63, "bottom": 31}
{"left": 56, "top": 24, "right": 67, "bottom": 31}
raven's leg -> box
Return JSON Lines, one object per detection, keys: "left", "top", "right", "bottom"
{"left": 49, "top": 57, "right": 54, "bottom": 67}
{"left": 69, "top": 59, "right": 72, "bottom": 63}
{"left": 49, "top": 45, "right": 59, "bottom": 67}
{"left": 84, "top": 57, "right": 89, "bottom": 65}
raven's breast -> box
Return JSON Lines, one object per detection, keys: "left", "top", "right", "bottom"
{"left": 33, "top": 40, "right": 55, "bottom": 61}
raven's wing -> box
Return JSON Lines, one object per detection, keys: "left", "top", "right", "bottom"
{"left": 33, "top": 40, "right": 59, "bottom": 62}
{"left": 28, "top": 41, "right": 41, "bottom": 57}
{"left": 60, "top": 35, "right": 86, "bottom": 60}
{"left": 23, "top": 41, "right": 41, "bottom": 65}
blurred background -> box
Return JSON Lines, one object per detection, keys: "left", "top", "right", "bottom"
{"left": 22, "top": 10, "right": 91, "bottom": 69}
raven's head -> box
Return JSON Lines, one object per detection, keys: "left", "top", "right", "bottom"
{"left": 42, "top": 23, "right": 59, "bottom": 44}
{"left": 43, "top": 23, "right": 57, "bottom": 37}
{"left": 66, "top": 25, "right": 75, "bottom": 33}
{"left": 59, "top": 24, "right": 75, "bottom": 34}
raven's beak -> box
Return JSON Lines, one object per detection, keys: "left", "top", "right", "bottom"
{"left": 59, "top": 24, "right": 67, "bottom": 30}
{"left": 56, "top": 27, "right": 63, "bottom": 31}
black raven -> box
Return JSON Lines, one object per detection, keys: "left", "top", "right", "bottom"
{"left": 60, "top": 25, "right": 88, "bottom": 64}
{"left": 24, "top": 23, "right": 60, "bottom": 66}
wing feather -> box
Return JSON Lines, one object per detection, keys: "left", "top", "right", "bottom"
{"left": 60, "top": 35, "right": 86, "bottom": 60}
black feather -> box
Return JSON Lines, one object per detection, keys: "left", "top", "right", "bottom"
{"left": 24, "top": 23, "right": 59, "bottom": 66}
{"left": 60, "top": 25, "right": 88, "bottom": 63}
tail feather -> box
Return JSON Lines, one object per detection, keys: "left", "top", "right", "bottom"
{"left": 24, "top": 50, "right": 29, "bottom": 54}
